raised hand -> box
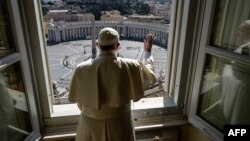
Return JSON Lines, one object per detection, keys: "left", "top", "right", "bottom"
{"left": 144, "top": 33, "right": 153, "bottom": 52}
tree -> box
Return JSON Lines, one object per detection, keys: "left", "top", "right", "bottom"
{"left": 47, "top": 1, "right": 54, "bottom": 5}
{"left": 89, "top": 5, "right": 101, "bottom": 20}
{"left": 135, "top": 2, "right": 149, "bottom": 15}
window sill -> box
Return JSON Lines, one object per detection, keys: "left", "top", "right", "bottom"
{"left": 45, "top": 97, "right": 179, "bottom": 128}
{"left": 51, "top": 103, "right": 80, "bottom": 117}
{"left": 132, "top": 97, "right": 176, "bottom": 110}
{"left": 51, "top": 96, "right": 176, "bottom": 117}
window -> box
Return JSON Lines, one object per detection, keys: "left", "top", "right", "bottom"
{"left": 18, "top": 0, "right": 198, "bottom": 136}
{"left": 189, "top": 0, "right": 250, "bottom": 140}
{"left": 0, "top": 0, "right": 40, "bottom": 140}
{"left": 35, "top": 0, "right": 188, "bottom": 125}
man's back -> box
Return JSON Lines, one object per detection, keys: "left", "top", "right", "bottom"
{"left": 69, "top": 51, "right": 155, "bottom": 109}
{"left": 68, "top": 27, "right": 156, "bottom": 141}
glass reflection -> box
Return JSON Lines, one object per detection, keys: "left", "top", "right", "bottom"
{"left": 198, "top": 54, "right": 250, "bottom": 131}
{"left": 0, "top": 0, "right": 16, "bottom": 58}
{"left": 0, "top": 63, "right": 32, "bottom": 141}
{"left": 210, "top": 0, "right": 250, "bottom": 56}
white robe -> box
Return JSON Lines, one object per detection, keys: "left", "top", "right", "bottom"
{"left": 69, "top": 51, "right": 156, "bottom": 141}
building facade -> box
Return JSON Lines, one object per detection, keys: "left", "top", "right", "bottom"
{"left": 100, "top": 10, "right": 125, "bottom": 21}
{"left": 149, "top": 4, "right": 171, "bottom": 16}
{"left": 47, "top": 21, "right": 169, "bottom": 46}
{"left": 44, "top": 10, "right": 94, "bottom": 22}
{"left": 127, "top": 14, "right": 164, "bottom": 23}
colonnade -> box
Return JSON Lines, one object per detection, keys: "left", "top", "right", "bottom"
{"left": 48, "top": 21, "right": 169, "bottom": 46}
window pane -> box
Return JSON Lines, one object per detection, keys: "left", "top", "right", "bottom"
{"left": 198, "top": 54, "right": 250, "bottom": 131}
{"left": 0, "top": 62, "right": 32, "bottom": 141}
{"left": 210, "top": 0, "right": 250, "bottom": 56}
{"left": 0, "top": 0, "right": 16, "bottom": 58}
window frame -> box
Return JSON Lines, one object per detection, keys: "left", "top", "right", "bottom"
{"left": 189, "top": 0, "right": 250, "bottom": 140}
{"left": 0, "top": 0, "right": 41, "bottom": 140}
{"left": 171, "top": 0, "right": 206, "bottom": 115}
{"left": 188, "top": 0, "right": 224, "bottom": 140}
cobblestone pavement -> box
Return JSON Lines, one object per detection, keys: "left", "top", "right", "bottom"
{"left": 47, "top": 40, "right": 167, "bottom": 100}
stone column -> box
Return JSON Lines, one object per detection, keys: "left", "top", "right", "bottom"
{"left": 69, "top": 28, "right": 72, "bottom": 40}
{"left": 48, "top": 30, "right": 51, "bottom": 41}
